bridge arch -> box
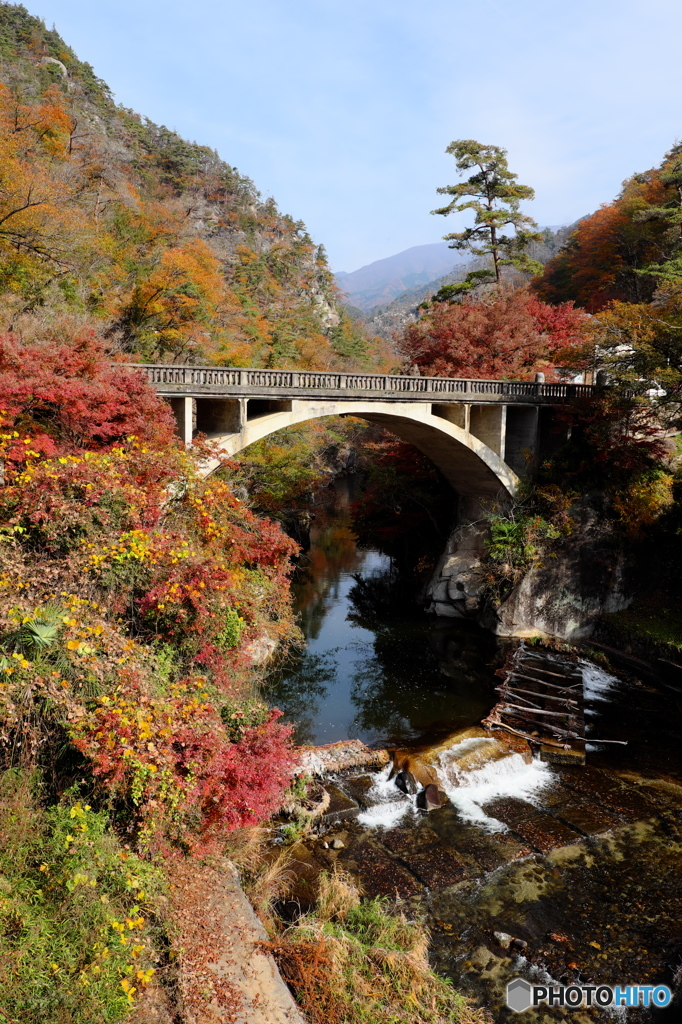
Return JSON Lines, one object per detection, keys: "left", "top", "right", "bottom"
{"left": 199, "top": 399, "right": 519, "bottom": 499}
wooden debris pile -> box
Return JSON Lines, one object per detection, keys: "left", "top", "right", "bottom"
{"left": 483, "top": 643, "right": 586, "bottom": 765}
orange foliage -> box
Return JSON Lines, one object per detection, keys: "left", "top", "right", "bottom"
{"left": 534, "top": 165, "right": 676, "bottom": 311}
{"left": 0, "top": 70, "right": 377, "bottom": 370}
{"left": 0, "top": 83, "right": 85, "bottom": 286}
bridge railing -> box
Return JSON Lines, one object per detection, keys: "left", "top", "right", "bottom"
{"left": 130, "top": 364, "right": 595, "bottom": 401}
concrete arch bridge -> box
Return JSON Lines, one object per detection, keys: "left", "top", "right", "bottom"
{"left": 133, "top": 365, "right": 593, "bottom": 502}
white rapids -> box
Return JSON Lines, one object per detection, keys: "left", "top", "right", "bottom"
{"left": 357, "top": 732, "right": 555, "bottom": 832}
{"left": 581, "top": 660, "right": 620, "bottom": 704}
{"left": 436, "top": 743, "right": 554, "bottom": 832}
{"left": 356, "top": 763, "right": 415, "bottom": 829}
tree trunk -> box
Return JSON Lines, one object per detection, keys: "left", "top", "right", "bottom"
{"left": 490, "top": 224, "right": 501, "bottom": 283}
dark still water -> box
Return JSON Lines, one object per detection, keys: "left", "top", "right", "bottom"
{"left": 263, "top": 483, "right": 498, "bottom": 748}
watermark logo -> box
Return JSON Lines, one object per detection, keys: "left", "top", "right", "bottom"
{"left": 506, "top": 978, "right": 672, "bottom": 1011}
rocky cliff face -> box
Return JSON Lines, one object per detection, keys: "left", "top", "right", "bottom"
{"left": 424, "top": 518, "right": 489, "bottom": 620}
{"left": 425, "top": 499, "right": 634, "bottom": 640}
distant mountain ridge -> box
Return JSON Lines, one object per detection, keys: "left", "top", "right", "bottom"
{"left": 360, "top": 225, "right": 582, "bottom": 341}
{"left": 335, "top": 242, "right": 467, "bottom": 311}
{"left": 337, "top": 226, "right": 581, "bottom": 320}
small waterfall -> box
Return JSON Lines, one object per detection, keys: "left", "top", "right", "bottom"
{"left": 357, "top": 731, "right": 555, "bottom": 832}
{"left": 436, "top": 746, "right": 554, "bottom": 832}
{"left": 581, "top": 659, "right": 620, "bottom": 706}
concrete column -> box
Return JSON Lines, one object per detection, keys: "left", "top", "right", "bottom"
{"left": 169, "top": 396, "right": 193, "bottom": 446}
{"left": 470, "top": 404, "right": 506, "bottom": 458}
{"left": 195, "top": 398, "right": 243, "bottom": 436}
{"left": 432, "top": 403, "right": 470, "bottom": 432}
{"left": 504, "top": 406, "right": 539, "bottom": 476}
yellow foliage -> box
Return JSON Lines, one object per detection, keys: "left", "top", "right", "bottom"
{"left": 613, "top": 473, "right": 674, "bottom": 536}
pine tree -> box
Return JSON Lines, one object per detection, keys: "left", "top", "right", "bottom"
{"left": 636, "top": 143, "right": 682, "bottom": 284}
{"left": 433, "top": 140, "right": 543, "bottom": 288}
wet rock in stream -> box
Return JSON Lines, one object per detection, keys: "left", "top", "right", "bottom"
{"left": 339, "top": 773, "right": 376, "bottom": 809}
{"left": 512, "top": 812, "right": 588, "bottom": 854}
{"left": 416, "top": 782, "right": 448, "bottom": 811}
{"left": 394, "top": 769, "right": 418, "bottom": 795}
{"left": 337, "top": 835, "right": 425, "bottom": 900}
{"left": 551, "top": 801, "right": 623, "bottom": 837}
{"left": 559, "top": 765, "right": 659, "bottom": 821}
{"left": 378, "top": 824, "right": 470, "bottom": 887}
{"left": 479, "top": 797, "right": 538, "bottom": 829}
{"left": 319, "top": 783, "right": 360, "bottom": 825}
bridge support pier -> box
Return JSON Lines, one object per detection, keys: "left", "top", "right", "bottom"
{"left": 169, "top": 396, "right": 193, "bottom": 445}
{"left": 433, "top": 403, "right": 470, "bottom": 432}
{"left": 196, "top": 398, "right": 245, "bottom": 436}
{"left": 470, "top": 405, "right": 507, "bottom": 459}
{"left": 505, "top": 407, "right": 539, "bottom": 477}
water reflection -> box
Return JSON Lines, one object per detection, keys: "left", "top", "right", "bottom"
{"left": 263, "top": 486, "right": 498, "bottom": 747}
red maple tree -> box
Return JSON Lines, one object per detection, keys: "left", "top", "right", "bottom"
{"left": 0, "top": 327, "right": 176, "bottom": 450}
{"left": 397, "top": 287, "right": 587, "bottom": 380}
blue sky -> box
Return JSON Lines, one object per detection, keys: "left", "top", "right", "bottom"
{"left": 28, "top": 0, "right": 682, "bottom": 272}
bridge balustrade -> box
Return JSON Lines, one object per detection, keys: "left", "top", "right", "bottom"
{"left": 131, "top": 364, "right": 594, "bottom": 403}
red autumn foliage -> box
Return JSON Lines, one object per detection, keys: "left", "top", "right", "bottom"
{"left": 182, "top": 710, "right": 295, "bottom": 837}
{"left": 71, "top": 672, "right": 294, "bottom": 850}
{"left": 398, "top": 287, "right": 587, "bottom": 380}
{"left": 0, "top": 330, "right": 299, "bottom": 848}
{"left": 0, "top": 328, "right": 176, "bottom": 450}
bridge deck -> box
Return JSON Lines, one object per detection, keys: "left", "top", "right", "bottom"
{"left": 130, "top": 364, "right": 593, "bottom": 406}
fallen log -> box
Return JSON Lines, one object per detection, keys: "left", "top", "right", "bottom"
{"left": 499, "top": 704, "right": 577, "bottom": 719}
{"left": 486, "top": 721, "right": 572, "bottom": 750}
{"left": 496, "top": 688, "right": 544, "bottom": 709}
{"left": 521, "top": 663, "right": 579, "bottom": 680}
{"left": 498, "top": 712, "right": 581, "bottom": 740}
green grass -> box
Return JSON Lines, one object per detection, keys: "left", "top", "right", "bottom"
{"left": 605, "top": 604, "right": 682, "bottom": 652}
{"left": 0, "top": 770, "right": 164, "bottom": 1023}
{"left": 265, "top": 868, "right": 490, "bottom": 1024}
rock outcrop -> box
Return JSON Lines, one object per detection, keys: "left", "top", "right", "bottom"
{"left": 425, "top": 498, "right": 634, "bottom": 641}
{"left": 424, "top": 519, "right": 488, "bottom": 620}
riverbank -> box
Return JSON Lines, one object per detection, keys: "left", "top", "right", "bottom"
{"left": 269, "top": 710, "right": 682, "bottom": 1021}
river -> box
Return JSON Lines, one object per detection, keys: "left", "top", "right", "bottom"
{"left": 264, "top": 480, "right": 498, "bottom": 750}
{"left": 263, "top": 483, "right": 682, "bottom": 1022}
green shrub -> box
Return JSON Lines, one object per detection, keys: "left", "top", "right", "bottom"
{"left": 219, "top": 697, "right": 270, "bottom": 741}
{"left": 0, "top": 771, "right": 164, "bottom": 1023}
{"left": 215, "top": 608, "right": 245, "bottom": 650}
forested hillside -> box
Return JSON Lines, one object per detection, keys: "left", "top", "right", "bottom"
{"left": 0, "top": 3, "right": 387, "bottom": 369}
{"left": 533, "top": 148, "right": 682, "bottom": 312}
{"left": 532, "top": 144, "right": 682, "bottom": 408}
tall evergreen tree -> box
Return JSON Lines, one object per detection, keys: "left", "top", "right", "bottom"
{"left": 433, "top": 140, "right": 543, "bottom": 289}
{"left": 636, "top": 143, "right": 682, "bottom": 284}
